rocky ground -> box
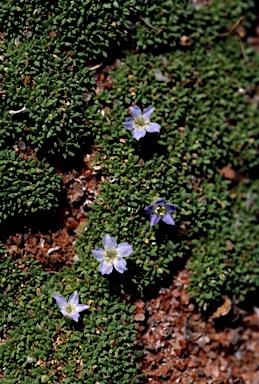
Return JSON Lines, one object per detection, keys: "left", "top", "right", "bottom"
{"left": 134, "top": 269, "right": 259, "bottom": 384}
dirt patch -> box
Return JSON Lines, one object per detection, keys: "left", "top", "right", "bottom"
{"left": 134, "top": 269, "right": 259, "bottom": 384}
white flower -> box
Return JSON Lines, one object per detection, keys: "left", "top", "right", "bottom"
{"left": 53, "top": 291, "right": 89, "bottom": 322}
{"left": 92, "top": 234, "right": 133, "bottom": 275}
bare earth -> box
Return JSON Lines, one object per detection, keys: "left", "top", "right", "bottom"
{"left": 134, "top": 269, "right": 259, "bottom": 384}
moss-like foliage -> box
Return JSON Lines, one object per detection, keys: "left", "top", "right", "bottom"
{"left": 0, "top": 150, "right": 62, "bottom": 222}
{"left": 188, "top": 179, "right": 259, "bottom": 309}
{"left": 1, "top": 0, "right": 259, "bottom": 382}
{"left": 0, "top": 254, "right": 141, "bottom": 383}
{"left": 0, "top": 0, "right": 131, "bottom": 61}
{"left": 0, "top": 0, "right": 133, "bottom": 157}
{"left": 131, "top": 0, "right": 253, "bottom": 51}
{"left": 0, "top": 0, "right": 257, "bottom": 222}
{"left": 0, "top": 0, "right": 133, "bottom": 222}
{"left": 0, "top": 41, "right": 97, "bottom": 157}
{"left": 77, "top": 36, "right": 258, "bottom": 301}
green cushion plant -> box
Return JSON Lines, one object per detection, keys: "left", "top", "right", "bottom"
{"left": 0, "top": 0, "right": 258, "bottom": 382}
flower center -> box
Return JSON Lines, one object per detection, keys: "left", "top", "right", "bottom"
{"left": 66, "top": 304, "right": 75, "bottom": 314}
{"left": 154, "top": 204, "right": 166, "bottom": 216}
{"left": 105, "top": 249, "right": 117, "bottom": 262}
{"left": 133, "top": 117, "right": 148, "bottom": 129}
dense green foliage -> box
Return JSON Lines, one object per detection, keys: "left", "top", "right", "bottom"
{"left": 0, "top": 0, "right": 258, "bottom": 382}
{"left": 77, "top": 36, "right": 258, "bottom": 298}
{"left": 188, "top": 179, "right": 259, "bottom": 309}
{"left": 0, "top": 0, "right": 257, "bottom": 221}
{"left": 0, "top": 0, "right": 132, "bottom": 221}
{"left": 132, "top": 0, "right": 252, "bottom": 50}
{"left": 0, "top": 150, "right": 62, "bottom": 222}
{"left": 0, "top": 254, "right": 140, "bottom": 383}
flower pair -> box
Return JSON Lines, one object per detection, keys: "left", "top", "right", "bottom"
{"left": 91, "top": 199, "right": 178, "bottom": 275}
{"left": 53, "top": 199, "right": 178, "bottom": 321}
{"left": 53, "top": 237, "right": 133, "bottom": 321}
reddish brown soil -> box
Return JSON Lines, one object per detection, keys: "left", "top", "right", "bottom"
{"left": 134, "top": 269, "right": 259, "bottom": 384}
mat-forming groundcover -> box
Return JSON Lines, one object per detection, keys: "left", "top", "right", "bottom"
{"left": 0, "top": 0, "right": 258, "bottom": 382}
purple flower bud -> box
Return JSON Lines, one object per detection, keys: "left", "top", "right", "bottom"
{"left": 145, "top": 199, "right": 178, "bottom": 226}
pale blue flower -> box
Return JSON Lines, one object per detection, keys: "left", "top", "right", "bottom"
{"left": 123, "top": 105, "right": 161, "bottom": 140}
{"left": 145, "top": 199, "right": 178, "bottom": 226}
{"left": 92, "top": 234, "right": 133, "bottom": 275}
{"left": 53, "top": 291, "right": 89, "bottom": 322}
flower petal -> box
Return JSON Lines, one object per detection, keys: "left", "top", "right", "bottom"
{"left": 133, "top": 128, "right": 146, "bottom": 141}
{"left": 117, "top": 242, "right": 133, "bottom": 258}
{"left": 75, "top": 304, "right": 90, "bottom": 313}
{"left": 92, "top": 248, "right": 106, "bottom": 261}
{"left": 68, "top": 312, "right": 80, "bottom": 322}
{"left": 150, "top": 214, "right": 161, "bottom": 226}
{"left": 123, "top": 117, "right": 134, "bottom": 130}
{"left": 154, "top": 199, "right": 166, "bottom": 205}
{"left": 102, "top": 234, "right": 117, "bottom": 250}
{"left": 129, "top": 105, "right": 142, "bottom": 118}
{"left": 54, "top": 295, "right": 67, "bottom": 310}
{"left": 143, "top": 107, "right": 155, "bottom": 120}
{"left": 144, "top": 204, "right": 155, "bottom": 214}
{"left": 162, "top": 213, "right": 175, "bottom": 225}
{"left": 68, "top": 291, "right": 79, "bottom": 306}
{"left": 166, "top": 203, "right": 178, "bottom": 212}
{"left": 98, "top": 260, "right": 113, "bottom": 275}
{"left": 146, "top": 122, "right": 161, "bottom": 133}
{"left": 113, "top": 257, "right": 127, "bottom": 274}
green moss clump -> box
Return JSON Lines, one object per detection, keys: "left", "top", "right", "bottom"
{"left": 187, "top": 180, "right": 259, "bottom": 310}
{"left": 131, "top": 0, "right": 253, "bottom": 51}
{"left": 0, "top": 255, "right": 141, "bottom": 383}
{"left": 0, "top": 0, "right": 133, "bottom": 222}
{"left": 0, "top": 149, "right": 62, "bottom": 223}
{"left": 0, "top": 0, "right": 131, "bottom": 62}
{"left": 0, "top": 39, "right": 97, "bottom": 157}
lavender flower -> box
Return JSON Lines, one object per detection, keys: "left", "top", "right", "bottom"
{"left": 92, "top": 234, "right": 133, "bottom": 275}
{"left": 53, "top": 291, "right": 89, "bottom": 322}
{"left": 145, "top": 199, "right": 178, "bottom": 226}
{"left": 123, "top": 105, "right": 161, "bottom": 140}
